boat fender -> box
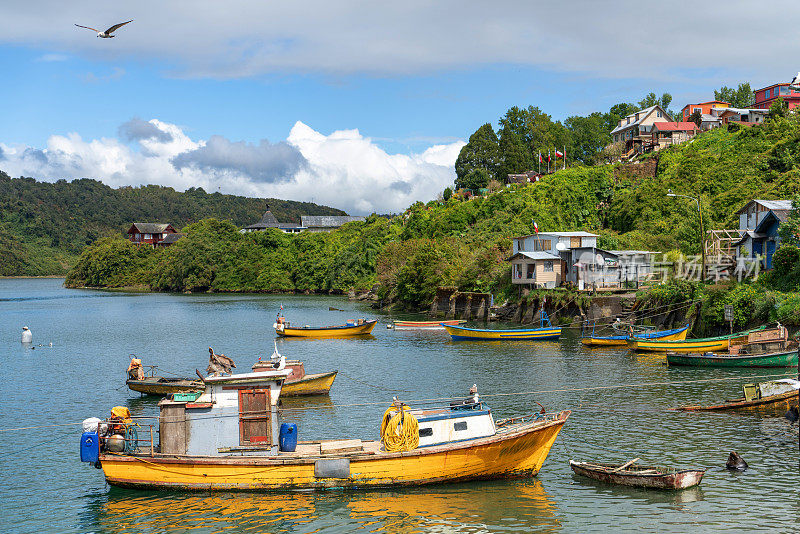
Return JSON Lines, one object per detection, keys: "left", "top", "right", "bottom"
{"left": 726, "top": 451, "right": 748, "bottom": 470}
{"left": 314, "top": 458, "right": 350, "bottom": 479}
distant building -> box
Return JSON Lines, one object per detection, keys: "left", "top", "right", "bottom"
{"left": 714, "top": 107, "right": 768, "bottom": 126}
{"left": 611, "top": 105, "right": 672, "bottom": 145}
{"left": 650, "top": 122, "right": 700, "bottom": 150}
{"left": 300, "top": 215, "right": 365, "bottom": 232}
{"left": 243, "top": 206, "right": 304, "bottom": 233}
{"left": 509, "top": 231, "right": 654, "bottom": 289}
{"left": 681, "top": 101, "right": 729, "bottom": 122}
{"left": 155, "top": 233, "right": 185, "bottom": 248}
{"left": 752, "top": 82, "right": 800, "bottom": 110}
{"left": 507, "top": 171, "right": 542, "bottom": 184}
{"left": 127, "top": 223, "right": 178, "bottom": 246}
{"left": 735, "top": 199, "right": 793, "bottom": 270}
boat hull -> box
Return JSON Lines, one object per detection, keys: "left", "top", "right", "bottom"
{"left": 629, "top": 338, "right": 731, "bottom": 353}
{"left": 582, "top": 325, "right": 689, "bottom": 346}
{"left": 99, "top": 412, "right": 569, "bottom": 491}
{"left": 569, "top": 461, "right": 705, "bottom": 490}
{"left": 393, "top": 320, "right": 465, "bottom": 330}
{"left": 126, "top": 379, "right": 202, "bottom": 396}
{"left": 678, "top": 390, "right": 800, "bottom": 412}
{"left": 666, "top": 349, "right": 799, "bottom": 368}
{"left": 282, "top": 371, "right": 337, "bottom": 396}
{"left": 277, "top": 320, "right": 377, "bottom": 338}
{"left": 443, "top": 324, "right": 561, "bottom": 341}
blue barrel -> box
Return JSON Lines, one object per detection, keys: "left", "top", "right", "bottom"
{"left": 279, "top": 423, "right": 297, "bottom": 452}
{"left": 80, "top": 431, "right": 99, "bottom": 463}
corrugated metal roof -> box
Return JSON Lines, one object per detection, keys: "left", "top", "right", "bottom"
{"left": 129, "top": 223, "right": 174, "bottom": 234}
{"left": 159, "top": 233, "right": 184, "bottom": 244}
{"left": 300, "top": 216, "right": 365, "bottom": 227}
{"left": 736, "top": 199, "right": 793, "bottom": 214}
{"left": 513, "top": 231, "right": 599, "bottom": 239}
{"left": 511, "top": 251, "right": 561, "bottom": 261}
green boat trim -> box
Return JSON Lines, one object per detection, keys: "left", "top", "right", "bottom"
{"left": 666, "top": 348, "right": 799, "bottom": 368}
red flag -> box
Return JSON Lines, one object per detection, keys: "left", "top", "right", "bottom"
{"left": 533, "top": 221, "right": 539, "bottom": 233}
{"left": 555, "top": 149, "right": 564, "bottom": 158}
{"left": 538, "top": 153, "right": 543, "bottom": 163}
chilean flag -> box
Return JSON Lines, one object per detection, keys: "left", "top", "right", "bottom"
{"left": 533, "top": 221, "right": 539, "bottom": 234}
{"left": 555, "top": 149, "right": 564, "bottom": 158}
{"left": 538, "top": 153, "right": 543, "bottom": 163}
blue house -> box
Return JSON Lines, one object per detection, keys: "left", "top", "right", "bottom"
{"left": 735, "top": 199, "right": 792, "bottom": 269}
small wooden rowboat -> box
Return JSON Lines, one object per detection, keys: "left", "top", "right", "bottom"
{"left": 678, "top": 390, "right": 799, "bottom": 412}
{"left": 569, "top": 460, "right": 705, "bottom": 490}
{"left": 442, "top": 324, "right": 561, "bottom": 341}
{"left": 391, "top": 320, "right": 466, "bottom": 330}
{"left": 627, "top": 326, "right": 767, "bottom": 353}
{"left": 126, "top": 377, "right": 203, "bottom": 396}
{"left": 666, "top": 348, "right": 799, "bottom": 368}
{"left": 581, "top": 325, "right": 688, "bottom": 347}
{"left": 275, "top": 319, "right": 377, "bottom": 338}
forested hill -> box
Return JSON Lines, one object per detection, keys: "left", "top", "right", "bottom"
{"left": 0, "top": 171, "right": 346, "bottom": 276}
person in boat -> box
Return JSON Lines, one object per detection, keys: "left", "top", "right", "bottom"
{"left": 127, "top": 357, "right": 144, "bottom": 381}
{"left": 206, "top": 347, "right": 235, "bottom": 377}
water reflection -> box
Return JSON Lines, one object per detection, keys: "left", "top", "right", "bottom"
{"left": 88, "top": 480, "right": 560, "bottom": 534}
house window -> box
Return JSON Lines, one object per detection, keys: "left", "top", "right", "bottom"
{"left": 693, "top": 107, "right": 701, "bottom": 113}
{"left": 526, "top": 263, "right": 535, "bottom": 279}
{"left": 627, "top": 117, "right": 630, "bottom": 124}
{"left": 514, "top": 264, "right": 522, "bottom": 279}
{"left": 518, "top": 238, "right": 525, "bottom": 252}
{"left": 532, "top": 240, "right": 552, "bottom": 251}
{"left": 144, "top": 233, "right": 152, "bottom": 240}
{"left": 544, "top": 261, "right": 553, "bottom": 272}
{"left": 765, "top": 89, "right": 770, "bottom": 99}
{"left": 657, "top": 111, "right": 662, "bottom": 118}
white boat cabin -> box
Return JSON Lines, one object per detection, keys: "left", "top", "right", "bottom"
{"left": 159, "top": 369, "right": 289, "bottom": 456}
{"left": 412, "top": 403, "right": 496, "bottom": 447}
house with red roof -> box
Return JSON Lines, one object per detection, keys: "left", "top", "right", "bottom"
{"left": 650, "top": 122, "right": 700, "bottom": 150}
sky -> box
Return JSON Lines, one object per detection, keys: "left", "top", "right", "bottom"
{"left": 1, "top": 1, "right": 800, "bottom": 214}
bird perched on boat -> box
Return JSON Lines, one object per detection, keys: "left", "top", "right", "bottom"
{"left": 206, "top": 347, "right": 236, "bottom": 377}
{"left": 74, "top": 20, "right": 133, "bottom": 38}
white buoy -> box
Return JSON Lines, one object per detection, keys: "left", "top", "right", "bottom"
{"left": 21, "top": 326, "right": 32, "bottom": 344}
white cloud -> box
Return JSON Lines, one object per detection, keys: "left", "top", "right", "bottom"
{"left": 0, "top": 119, "right": 464, "bottom": 215}
{"left": 1, "top": 1, "right": 798, "bottom": 83}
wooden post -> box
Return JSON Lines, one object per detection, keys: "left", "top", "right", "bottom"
{"left": 150, "top": 426, "right": 154, "bottom": 456}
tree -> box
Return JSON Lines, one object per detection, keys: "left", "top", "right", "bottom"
{"left": 714, "top": 82, "right": 754, "bottom": 108}
{"left": 442, "top": 187, "right": 452, "bottom": 201}
{"left": 604, "top": 103, "right": 639, "bottom": 132}
{"left": 778, "top": 195, "right": 800, "bottom": 246}
{"left": 564, "top": 112, "right": 610, "bottom": 165}
{"left": 688, "top": 110, "right": 702, "bottom": 127}
{"left": 454, "top": 123, "right": 501, "bottom": 187}
{"left": 768, "top": 98, "right": 788, "bottom": 120}
{"left": 638, "top": 92, "right": 672, "bottom": 110}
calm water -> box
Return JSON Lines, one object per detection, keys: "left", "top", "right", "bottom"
{"left": 1, "top": 278, "right": 798, "bottom": 533}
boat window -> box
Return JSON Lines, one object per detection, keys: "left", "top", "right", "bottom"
{"left": 419, "top": 427, "right": 433, "bottom": 437}
{"left": 454, "top": 421, "right": 468, "bottom": 431}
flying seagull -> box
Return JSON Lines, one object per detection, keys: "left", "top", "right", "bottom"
{"left": 75, "top": 20, "right": 133, "bottom": 38}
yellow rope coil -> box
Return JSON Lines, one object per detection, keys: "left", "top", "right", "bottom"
{"left": 380, "top": 404, "right": 419, "bottom": 452}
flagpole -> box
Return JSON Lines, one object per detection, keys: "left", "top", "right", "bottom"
{"left": 564, "top": 145, "right": 566, "bottom": 170}
{"left": 538, "top": 151, "right": 541, "bottom": 174}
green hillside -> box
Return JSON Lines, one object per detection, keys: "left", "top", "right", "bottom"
{"left": 0, "top": 171, "right": 346, "bottom": 276}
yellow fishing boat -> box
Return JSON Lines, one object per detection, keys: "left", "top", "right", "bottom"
{"left": 79, "top": 370, "right": 569, "bottom": 490}
{"left": 274, "top": 317, "right": 377, "bottom": 337}
{"left": 253, "top": 358, "right": 336, "bottom": 396}
{"left": 627, "top": 326, "right": 766, "bottom": 352}
{"left": 581, "top": 325, "right": 688, "bottom": 346}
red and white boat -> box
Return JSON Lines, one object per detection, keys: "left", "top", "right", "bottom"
{"left": 391, "top": 320, "right": 467, "bottom": 330}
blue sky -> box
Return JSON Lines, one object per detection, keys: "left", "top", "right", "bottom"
{"left": 1, "top": 0, "right": 798, "bottom": 214}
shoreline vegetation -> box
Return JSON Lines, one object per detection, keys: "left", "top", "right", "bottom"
{"left": 17, "top": 100, "right": 800, "bottom": 335}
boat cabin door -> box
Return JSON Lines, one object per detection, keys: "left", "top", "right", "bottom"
{"left": 238, "top": 389, "right": 272, "bottom": 445}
